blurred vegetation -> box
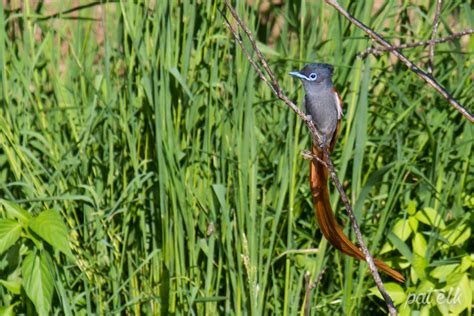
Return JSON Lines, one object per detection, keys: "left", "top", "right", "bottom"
{"left": 0, "top": 0, "right": 472, "bottom": 315}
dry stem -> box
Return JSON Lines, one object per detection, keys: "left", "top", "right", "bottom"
{"left": 325, "top": 0, "right": 473, "bottom": 123}
{"left": 358, "top": 29, "right": 474, "bottom": 58}
{"left": 221, "top": 1, "right": 398, "bottom": 315}
{"left": 304, "top": 267, "right": 327, "bottom": 316}
{"left": 427, "top": 0, "right": 443, "bottom": 74}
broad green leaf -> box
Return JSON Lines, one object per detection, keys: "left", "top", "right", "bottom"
{"left": 417, "top": 278, "right": 436, "bottom": 293}
{"left": 0, "top": 219, "right": 22, "bottom": 255}
{"left": 0, "top": 200, "right": 31, "bottom": 222}
{"left": 415, "top": 207, "right": 445, "bottom": 229}
{"left": 447, "top": 274, "right": 471, "bottom": 314}
{"left": 398, "top": 302, "right": 412, "bottom": 316}
{"left": 441, "top": 223, "right": 470, "bottom": 247}
{"left": 412, "top": 232, "right": 427, "bottom": 257}
{"left": 435, "top": 274, "right": 470, "bottom": 315}
{"left": 392, "top": 219, "right": 412, "bottom": 241}
{"left": 0, "top": 303, "right": 17, "bottom": 316}
{"left": 430, "top": 264, "right": 458, "bottom": 281}
{"left": 445, "top": 269, "right": 464, "bottom": 286}
{"left": 370, "top": 282, "right": 406, "bottom": 305}
{"left": 29, "top": 210, "right": 74, "bottom": 259}
{"left": 408, "top": 216, "right": 418, "bottom": 233}
{"left": 420, "top": 305, "right": 432, "bottom": 316}
{"left": 407, "top": 200, "right": 417, "bottom": 215}
{"left": 459, "top": 255, "right": 471, "bottom": 272}
{"left": 0, "top": 277, "right": 21, "bottom": 295}
{"left": 437, "top": 299, "right": 449, "bottom": 315}
{"left": 379, "top": 241, "right": 393, "bottom": 255}
{"left": 411, "top": 253, "right": 428, "bottom": 281}
{"left": 22, "top": 251, "right": 54, "bottom": 316}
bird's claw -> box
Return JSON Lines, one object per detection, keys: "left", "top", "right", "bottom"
{"left": 318, "top": 135, "right": 327, "bottom": 149}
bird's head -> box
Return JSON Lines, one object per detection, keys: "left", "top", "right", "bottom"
{"left": 289, "top": 63, "right": 334, "bottom": 93}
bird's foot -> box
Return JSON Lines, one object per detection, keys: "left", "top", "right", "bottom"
{"left": 318, "top": 135, "right": 327, "bottom": 149}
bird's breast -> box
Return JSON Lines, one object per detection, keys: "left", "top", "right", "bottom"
{"left": 304, "top": 90, "right": 339, "bottom": 139}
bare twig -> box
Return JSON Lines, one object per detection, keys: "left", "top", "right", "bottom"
{"left": 301, "top": 150, "right": 328, "bottom": 168}
{"left": 224, "top": 0, "right": 280, "bottom": 93}
{"left": 314, "top": 266, "right": 327, "bottom": 286}
{"left": 221, "top": 1, "right": 398, "bottom": 315}
{"left": 222, "top": 0, "right": 324, "bottom": 146}
{"left": 304, "top": 267, "right": 328, "bottom": 316}
{"left": 219, "top": 8, "right": 277, "bottom": 95}
{"left": 35, "top": 1, "right": 117, "bottom": 21}
{"left": 427, "top": 0, "right": 443, "bottom": 74}
{"left": 303, "top": 272, "right": 312, "bottom": 316}
{"left": 358, "top": 29, "right": 474, "bottom": 58}
{"left": 325, "top": 0, "right": 473, "bottom": 123}
{"left": 321, "top": 148, "right": 397, "bottom": 316}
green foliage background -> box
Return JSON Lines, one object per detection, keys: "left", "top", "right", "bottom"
{"left": 0, "top": 0, "right": 472, "bottom": 315}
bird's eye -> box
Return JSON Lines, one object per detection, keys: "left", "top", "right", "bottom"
{"left": 309, "top": 73, "right": 318, "bottom": 80}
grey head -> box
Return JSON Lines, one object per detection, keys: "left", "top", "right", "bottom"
{"left": 289, "top": 63, "right": 334, "bottom": 94}
{"left": 289, "top": 63, "right": 339, "bottom": 144}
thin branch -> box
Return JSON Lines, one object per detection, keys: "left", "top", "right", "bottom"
{"left": 5, "top": 1, "right": 152, "bottom": 23}
{"left": 304, "top": 267, "right": 327, "bottom": 316}
{"left": 321, "top": 148, "right": 397, "bottom": 316}
{"left": 221, "top": 1, "right": 398, "bottom": 315}
{"left": 358, "top": 29, "right": 474, "bottom": 58}
{"left": 325, "top": 0, "right": 473, "bottom": 123}
{"left": 36, "top": 1, "right": 117, "bottom": 21}
{"left": 222, "top": 0, "right": 324, "bottom": 146}
{"left": 427, "top": 0, "right": 443, "bottom": 74}
{"left": 224, "top": 0, "right": 280, "bottom": 94}
{"left": 304, "top": 272, "right": 312, "bottom": 316}
{"left": 219, "top": 8, "right": 277, "bottom": 95}
{"left": 301, "top": 150, "right": 328, "bottom": 168}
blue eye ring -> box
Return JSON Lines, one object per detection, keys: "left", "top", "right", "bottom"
{"left": 309, "top": 73, "right": 318, "bottom": 80}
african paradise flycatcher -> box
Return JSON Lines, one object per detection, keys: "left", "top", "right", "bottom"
{"left": 290, "top": 63, "right": 404, "bottom": 283}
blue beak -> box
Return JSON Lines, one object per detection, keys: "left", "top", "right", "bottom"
{"left": 289, "top": 71, "right": 307, "bottom": 80}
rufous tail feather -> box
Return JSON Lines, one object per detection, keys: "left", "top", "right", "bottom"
{"left": 310, "top": 145, "right": 404, "bottom": 283}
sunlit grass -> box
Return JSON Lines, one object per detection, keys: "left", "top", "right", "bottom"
{"left": 0, "top": 0, "right": 471, "bottom": 315}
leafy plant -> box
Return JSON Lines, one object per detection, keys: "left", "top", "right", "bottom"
{"left": 0, "top": 0, "right": 471, "bottom": 314}
{"left": 0, "top": 200, "right": 73, "bottom": 315}
{"left": 371, "top": 200, "right": 472, "bottom": 315}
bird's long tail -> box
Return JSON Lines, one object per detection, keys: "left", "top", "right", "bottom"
{"left": 310, "top": 145, "right": 404, "bottom": 282}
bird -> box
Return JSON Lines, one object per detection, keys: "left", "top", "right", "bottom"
{"left": 290, "top": 63, "right": 405, "bottom": 283}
